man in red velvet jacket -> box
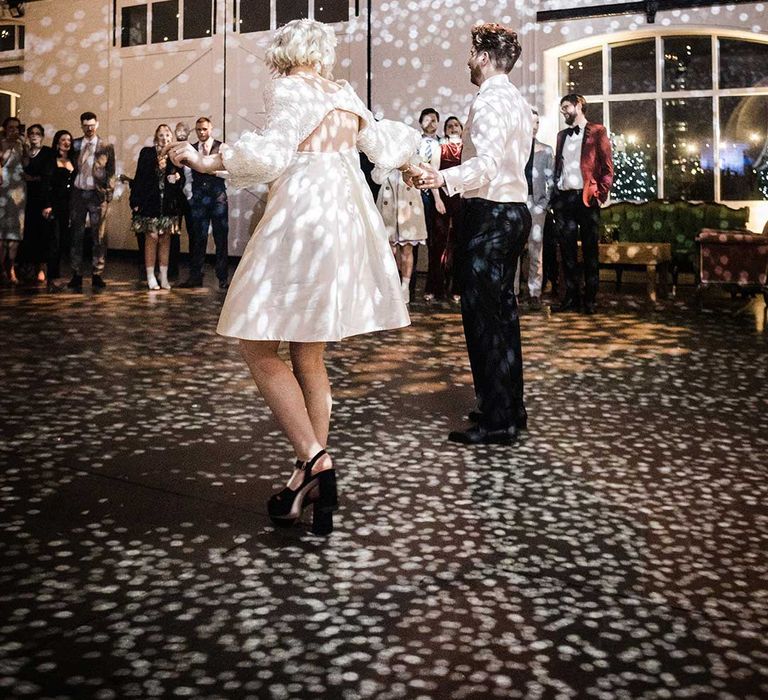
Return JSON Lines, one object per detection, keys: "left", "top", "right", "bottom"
{"left": 551, "top": 94, "right": 613, "bottom": 314}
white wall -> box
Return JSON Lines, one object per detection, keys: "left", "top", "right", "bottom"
{"left": 2, "top": 0, "right": 767, "bottom": 249}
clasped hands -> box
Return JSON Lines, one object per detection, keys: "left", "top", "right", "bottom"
{"left": 401, "top": 163, "right": 445, "bottom": 191}
{"left": 162, "top": 141, "right": 210, "bottom": 172}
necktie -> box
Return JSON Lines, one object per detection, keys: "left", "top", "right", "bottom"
{"left": 566, "top": 125, "right": 581, "bottom": 137}
{"left": 202, "top": 142, "right": 209, "bottom": 156}
{"left": 424, "top": 139, "right": 433, "bottom": 163}
{"left": 79, "top": 140, "right": 92, "bottom": 166}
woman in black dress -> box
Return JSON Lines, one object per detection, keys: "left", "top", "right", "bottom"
{"left": 130, "top": 124, "right": 184, "bottom": 290}
{"left": 43, "top": 130, "right": 76, "bottom": 289}
{"left": 21, "top": 124, "right": 54, "bottom": 283}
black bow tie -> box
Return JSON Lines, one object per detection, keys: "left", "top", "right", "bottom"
{"left": 566, "top": 125, "right": 581, "bottom": 137}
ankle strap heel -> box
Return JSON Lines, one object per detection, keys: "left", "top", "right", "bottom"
{"left": 305, "top": 450, "right": 338, "bottom": 535}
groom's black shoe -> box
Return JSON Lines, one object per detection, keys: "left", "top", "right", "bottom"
{"left": 468, "top": 409, "right": 527, "bottom": 431}
{"left": 448, "top": 424, "right": 517, "bottom": 446}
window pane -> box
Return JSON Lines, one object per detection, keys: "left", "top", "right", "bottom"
{"left": 720, "top": 95, "right": 768, "bottom": 201}
{"left": 663, "top": 97, "right": 714, "bottom": 201}
{"left": 183, "top": 0, "right": 213, "bottom": 39}
{"left": 0, "top": 26, "right": 14, "bottom": 52}
{"left": 18, "top": 25, "right": 24, "bottom": 50}
{"left": 0, "top": 93, "right": 11, "bottom": 125}
{"left": 610, "top": 40, "right": 655, "bottom": 94}
{"left": 562, "top": 50, "right": 602, "bottom": 96}
{"left": 277, "top": 0, "right": 308, "bottom": 27}
{"left": 121, "top": 5, "right": 147, "bottom": 47}
{"left": 152, "top": 0, "right": 179, "bottom": 43}
{"left": 663, "top": 36, "right": 712, "bottom": 91}
{"left": 610, "top": 101, "right": 658, "bottom": 202}
{"left": 586, "top": 101, "right": 603, "bottom": 126}
{"left": 719, "top": 38, "right": 768, "bottom": 89}
{"left": 315, "top": 0, "right": 348, "bottom": 23}
{"left": 239, "top": 0, "right": 270, "bottom": 33}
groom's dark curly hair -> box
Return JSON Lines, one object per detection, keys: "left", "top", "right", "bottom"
{"left": 471, "top": 23, "right": 522, "bottom": 73}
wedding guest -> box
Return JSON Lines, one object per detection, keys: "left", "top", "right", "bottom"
{"left": 167, "top": 19, "right": 421, "bottom": 535}
{"left": 42, "top": 130, "right": 75, "bottom": 289}
{"left": 517, "top": 108, "right": 554, "bottom": 309}
{"left": 67, "top": 111, "right": 116, "bottom": 291}
{"left": 429, "top": 115, "right": 464, "bottom": 303}
{"left": 179, "top": 117, "right": 229, "bottom": 289}
{"left": 551, "top": 94, "right": 613, "bottom": 315}
{"left": 0, "top": 117, "right": 26, "bottom": 285}
{"left": 418, "top": 107, "right": 442, "bottom": 301}
{"left": 170, "top": 121, "right": 193, "bottom": 280}
{"left": 130, "top": 124, "right": 184, "bottom": 290}
{"left": 374, "top": 159, "right": 428, "bottom": 305}
{"left": 22, "top": 124, "right": 55, "bottom": 284}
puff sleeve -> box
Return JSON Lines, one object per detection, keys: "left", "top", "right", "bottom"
{"left": 358, "top": 113, "right": 421, "bottom": 172}
{"left": 220, "top": 81, "right": 301, "bottom": 190}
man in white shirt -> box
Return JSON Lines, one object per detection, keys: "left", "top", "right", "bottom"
{"left": 416, "top": 107, "right": 442, "bottom": 301}
{"left": 418, "top": 22, "right": 533, "bottom": 445}
{"left": 179, "top": 117, "right": 230, "bottom": 289}
{"left": 551, "top": 94, "right": 613, "bottom": 314}
{"left": 67, "top": 111, "right": 116, "bottom": 291}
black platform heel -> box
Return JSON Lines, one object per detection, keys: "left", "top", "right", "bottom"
{"left": 267, "top": 459, "right": 314, "bottom": 526}
{"left": 306, "top": 450, "right": 338, "bottom": 536}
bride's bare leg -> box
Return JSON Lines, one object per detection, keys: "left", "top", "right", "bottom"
{"left": 290, "top": 342, "right": 332, "bottom": 454}
{"left": 240, "top": 339, "right": 324, "bottom": 465}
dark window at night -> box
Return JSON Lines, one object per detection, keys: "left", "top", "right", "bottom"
{"left": 121, "top": 5, "right": 148, "bottom": 47}
{"left": 611, "top": 40, "right": 655, "bottom": 94}
{"left": 663, "top": 97, "right": 715, "bottom": 201}
{"left": 183, "top": 0, "right": 213, "bottom": 39}
{"left": 663, "top": 36, "right": 711, "bottom": 91}
{"left": 276, "top": 0, "right": 308, "bottom": 27}
{"left": 239, "top": 0, "right": 270, "bottom": 33}
{"left": 719, "top": 38, "right": 768, "bottom": 89}
{"left": 315, "top": 0, "right": 347, "bottom": 24}
{"left": 0, "top": 92, "right": 11, "bottom": 124}
{"left": 0, "top": 25, "right": 15, "bottom": 52}
{"left": 720, "top": 95, "right": 768, "bottom": 201}
{"left": 562, "top": 50, "right": 603, "bottom": 96}
{"left": 152, "top": 0, "right": 179, "bottom": 43}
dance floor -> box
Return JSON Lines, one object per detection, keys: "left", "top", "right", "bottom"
{"left": 1, "top": 261, "right": 767, "bottom": 699}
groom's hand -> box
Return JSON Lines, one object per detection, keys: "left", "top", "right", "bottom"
{"left": 415, "top": 163, "right": 445, "bottom": 190}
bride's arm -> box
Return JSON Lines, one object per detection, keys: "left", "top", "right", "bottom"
{"left": 166, "top": 80, "right": 301, "bottom": 188}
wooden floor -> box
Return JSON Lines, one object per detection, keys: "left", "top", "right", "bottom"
{"left": 1, "top": 260, "right": 767, "bottom": 699}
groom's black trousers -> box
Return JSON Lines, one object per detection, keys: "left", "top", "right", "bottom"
{"left": 458, "top": 198, "right": 531, "bottom": 431}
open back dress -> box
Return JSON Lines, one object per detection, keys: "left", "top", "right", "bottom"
{"left": 216, "top": 75, "right": 420, "bottom": 342}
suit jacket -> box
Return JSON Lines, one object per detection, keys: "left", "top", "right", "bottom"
{"left": 527, "top": 140, "right": 554, "bottom": 212}
{"left": 554, "top": 122, "right": 613, "bottom": 207}
{"left": 70, "top": 136, "right": 116, "bottom": 202}
{"left": 191, "top": 140, "right": 227, "bottom": 197}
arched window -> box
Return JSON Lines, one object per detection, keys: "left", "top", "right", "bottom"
{"left": 559, "top": 33, "right": 768, "bottom": 204}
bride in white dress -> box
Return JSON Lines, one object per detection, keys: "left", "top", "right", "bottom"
{"left": 168, "top": 19, "right": 425, "bottom": 535}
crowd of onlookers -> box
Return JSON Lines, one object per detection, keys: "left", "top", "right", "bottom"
{"left": 0, "top": 111, "right": 230, "bottom": 293}
{"left": 1, "top": 92, "right": 610, "bottom": 312}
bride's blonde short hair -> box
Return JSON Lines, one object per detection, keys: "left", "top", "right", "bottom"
{"left": 265, "top": 19, "right": 337, "bottom": 78}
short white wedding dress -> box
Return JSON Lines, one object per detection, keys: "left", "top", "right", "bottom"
{"left": 216, "top": 74, "right": 420, "bottom": 342}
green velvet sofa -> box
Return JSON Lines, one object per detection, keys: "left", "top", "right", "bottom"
{"left": 599, "top": 200, "right": 751, "bottom": 282}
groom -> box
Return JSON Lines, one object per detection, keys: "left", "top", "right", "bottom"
{"left": 417, "top": 23, "right": 533, "bottom": 445}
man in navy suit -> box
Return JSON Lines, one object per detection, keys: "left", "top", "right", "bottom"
{"left": 179, "top": 117, "right": 230, "bottom": 289}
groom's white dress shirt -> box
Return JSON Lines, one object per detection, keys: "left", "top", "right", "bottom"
{"left": 441, "top": 74, "right": 532, "bottom": 203}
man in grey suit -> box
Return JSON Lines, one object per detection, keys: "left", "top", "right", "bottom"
{"left": 67, "top": 111, "right": 115, "bottom": 291}
{"left": 518, "top": 108, "right": 554, "bottom": 309}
